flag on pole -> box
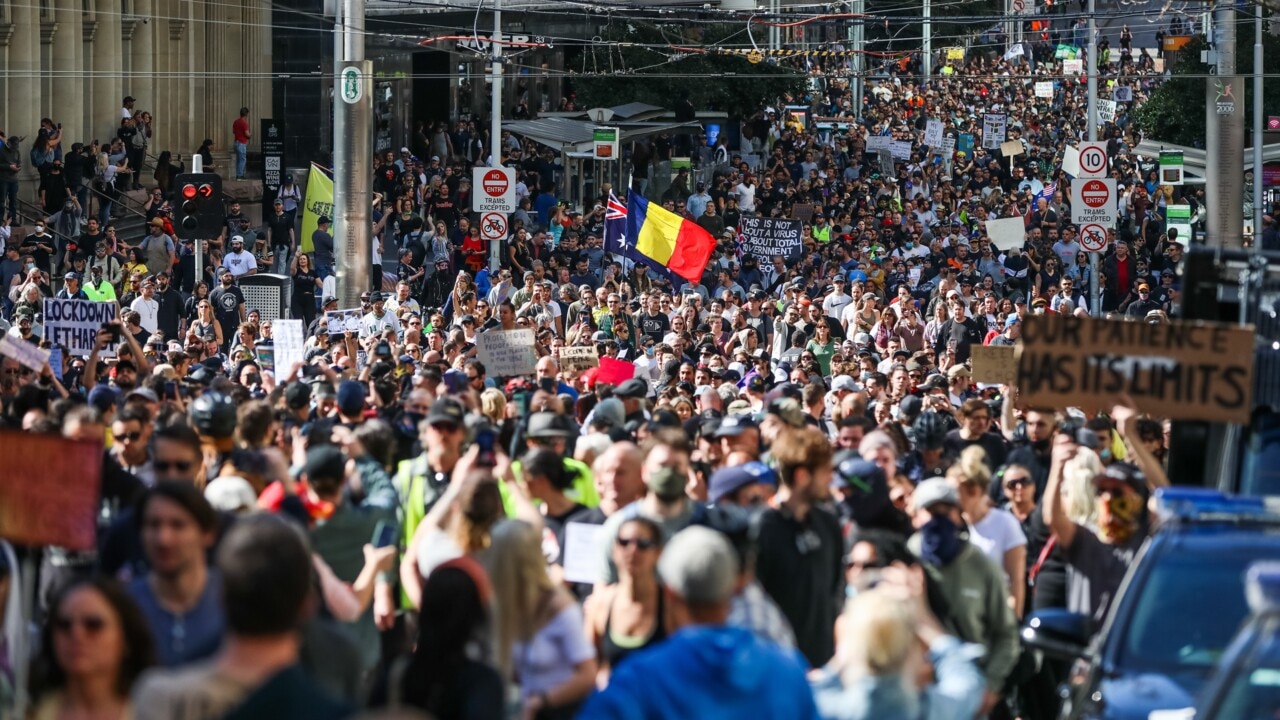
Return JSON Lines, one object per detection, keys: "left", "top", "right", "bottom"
{"left": 624, "top": 190, "right": 717, "bottom": 284}
{"left": 299, "top": 162, "right": 334, "bottom": 254}
{"left": 603, "top": 191, "right": 679, "bottom": 285}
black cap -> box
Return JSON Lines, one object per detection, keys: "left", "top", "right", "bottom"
{"left": 713, "top": 415, "right": 758, "bottom": 438}
{"left": 284, "top": 381, "right": 312, "bottom": 410}
{"left": 305, "top": 445, "right": 346, "bottom": 484}
{"left": 425, "top": 397, "right": 465, "bottom": 427}
{"left": 527, "top": 411, "right": 576, "bottom": 439}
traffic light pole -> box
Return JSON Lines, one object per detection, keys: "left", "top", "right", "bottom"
{"left": 333, "top": 0, "right": 374, "bottom": 308}
{"left": 193, "top": 154, "right": 204, "bottom": 285}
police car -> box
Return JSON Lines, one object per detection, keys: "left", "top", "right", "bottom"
{"left": 1157, "top": 560, "right": 1280, "bottom": 719}
{"left": 1022, "top": 488, "right": 1280, "bottom": 719}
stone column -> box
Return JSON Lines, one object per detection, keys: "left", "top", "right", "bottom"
{"left": 82, "top": 8, "right": 97, "bottom": 140}
{"left": 53, "top": 1, "right": 85, "bottom": 141}
{"left": 127, "top": 0, "right": 154, "bottom": 129}
{"left": 0, "top": 20, "right": 15, "bottom": 135}
{"left": 92, "top": 0, "right": 124, "bottom": 142}
{"left": 151, "top": 0, "right": 171, "bottom": 154}
{"left": 40, "top": 15, "right": 56, "bottom": 118}
{"left": 169, "top": 12, "right": 190, "bottom": 156}
{"left": 9, "top": 0, "right": 40, "bottom": 147}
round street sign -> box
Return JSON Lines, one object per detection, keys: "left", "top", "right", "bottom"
{"left": 1080, "top": 223, "right": 1108, "bottom": 252}
{"left": 1079, "top": 143, "right": 1108, "bottom": 176}
{"left": 1080, "top": 179, "right": 1110, "bottom": 209}
{"left": 481, "top": 169, "right": 509, "bottom": 198}
{"left": 480, "top": 212, "right": 508, "bottom": 241}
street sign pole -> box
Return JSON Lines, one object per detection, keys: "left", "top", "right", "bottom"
{"left": 1087, "top": 0, "right": 1100, "bottom": 318}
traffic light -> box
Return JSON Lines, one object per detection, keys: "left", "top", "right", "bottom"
{"left": 173, "top": 173, "right": 223, "bottom": 240}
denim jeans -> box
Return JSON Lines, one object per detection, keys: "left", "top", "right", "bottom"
{"left": 234, "top": 142, "right": 247, "bottom": 179}
{"left": 0, "top": 180, "right": 17, "bottom": 222}
{"left": 272, "top": 246, "right": 291, "bottom": 275}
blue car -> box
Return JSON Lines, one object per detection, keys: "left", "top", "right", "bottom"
{"left": 1023, "top": 489, "right": 1280, "bottom": 720}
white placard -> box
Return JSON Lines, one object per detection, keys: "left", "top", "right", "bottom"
{"left": 1062, "top": 145, "right": 1083, "bottom": 177}
{"left": 476, "top": 328, "right": 537, "bottom": 377}
{"left": 1035, "top": 81, "right": 1054, "bottom": 98}
{"left": 924, "top": 119, "right": 944, "bottom": 147}
{"left": 0, "top": 335, "right": 50, "bottom": 372}
{"left": 1063, "top": 59, "right": 1084, "bottom": 75}
{"left": 982, "top": 113, "right": 1007, "bottom": 149}
{"left": 324, "top": 308, "right": 363, "bottom": 334}
{"left": 471, "top": 165, "right": 516, "bottom": 214}
{"left": 986, "top": 217, "right": 1027, "bottom": 250}
{"left": 865, "top": 135, "right": 891, "bottom": 153}
{"left": 1114, "top": 86, "right": 1133, "bottom": 102}
{"left": 1097, "top": 98, "right": 1117, "bottom": 124}
{"left": 273, "top": 319, "right": 305, "bottom": 377}
{"left": 890, "top": 140, "right": 913, "bottom": 160}
{"left": 562, "top": 522, "right": 606, "bottom": 585}
{"left": 43, "top": 299, "right": 118, "bottom": 357}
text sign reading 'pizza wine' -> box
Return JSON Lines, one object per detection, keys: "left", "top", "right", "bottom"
{"left": 1015, "top": 314, "right": 1255, "bottom": 424}
{"left": 471, "top": 166, "right": 516, "bottom": 214}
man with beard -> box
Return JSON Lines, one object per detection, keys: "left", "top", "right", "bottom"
{"left": 153, "top": 271, "right": 184, "bottom": 340}
{"left": 753, "top": 426, "right": 842, "bottom": 667}
{"left": 210, "top": 270, "right": 247, "bottom": 353}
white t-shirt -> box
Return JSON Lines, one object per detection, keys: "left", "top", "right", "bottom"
{"left": 221, "top": 250, "right": 255, "bottom": 278}
{"left": 823, "top": 292, "right": 852, "bottom": 320}
{"left": 967, "top": 508, "right": 1027, "bottom": 581}
{"left": 734, "top": 182, "right": 757, "bottom": 212}
{"left": 130, "top": 296, "right": 160, "bottom": 334}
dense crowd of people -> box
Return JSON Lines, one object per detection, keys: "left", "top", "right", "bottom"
{"left": 0, "top": 24, "right": 1256, "bottom": 720}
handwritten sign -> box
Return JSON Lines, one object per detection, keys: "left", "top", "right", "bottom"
{"left": 1016, "top": 314, "right": 1255, "bottom": 424}
{"left": 1063, "top": 59, "right": 1083, "bottom": 75}
{"left": 791, "top": 203, "right": 816, "bottom": 223}
{"left": 476, "top": 328, "right": 537, "bottom": 377}
{"left": 559, "top": 345, "right": 600, "bottom": 373}
{"left": 1001, "top": 139, "right": 1024, "bottom": 158}
{"left": 971, "top": 345, "right": 1017, "bottom": 386}
{"left": 0, "top": 335, "right": 50, "bottom": 373}
{"left": 562, "top": 522, "right": 606, "bottom": 584}
{"left": 43, "top": 299, "right": 117, "bottom": 356}
{"left": 982, "top": 113, "right": 1007, "bottom": 149}
{"left": 890, "top": 140, "right": 913, "bottom": 161}
{"left": 0, "top": 431, "right": 103, "bottom": 550}
{"left": 273, "top": 319, "right": 305, "bottom": 377}
{"left": 1035, "top": 81, "right": 1054, "bottom": 98}
{"left": 924, "top": 119, "right": 944, "bottom": 148}
{"left": 325, "top": 308, "right": 362, "bottom": 334}
{"left": 739, "top": 217, "right": 803, "bottom": 261}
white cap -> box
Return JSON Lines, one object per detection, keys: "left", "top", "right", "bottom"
{"left": 204, "top": 476, "right": 257, "bottom": 514}
{"left": 231, "top": 235, "right": 245, "bottom": 245}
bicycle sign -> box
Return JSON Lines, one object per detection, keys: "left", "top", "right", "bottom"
{"left": 481, "top": 212, "right": 508, "bottom": 241}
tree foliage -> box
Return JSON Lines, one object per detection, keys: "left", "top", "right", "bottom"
{"left": 570, "top": 23, "right": 807, "bottom": 118}
{"left": 1134, "top": 32, "right": 1280, "bottom": 148}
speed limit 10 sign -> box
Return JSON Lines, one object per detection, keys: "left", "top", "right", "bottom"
{"left": 1077, "top": 142, "right": 1108, "bottom": 178}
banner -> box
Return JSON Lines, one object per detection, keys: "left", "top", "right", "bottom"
{"left": 738, "top": 217, "right": 803, "bottom": 261}
{"left": 43, "top": 299, "right": 117, "bottom": 357}
{"left": 972, "top": 345, "right": 1017, "bottom": 386}
{"left": 1015, "top": 314, "right": 1255, "bottom": 424}
{"left": 0, "top": 335, "right": 50, "bottom": 373}
{"left": 273, "top": 319, "right": 306, "bottom": 377}
{"left": 982, "top": 113, "right": 1007, "bottom": 149}
{"left": 1003, "top": 43, "right": 1025, "bottom": 60}
{"left": 559, "top": 345, "right": 600, "bottom": 373}
{"left": 476, "top": 328, "right": 537, "bottom": 377}
{"left": 325, "top": 308, "right": 362, "bottom": 334}
{"left": 0, "top": 431, "right": 103, "bottom": 550}
{"left": 300, "top": 162, "right": 334, "bottom": 254}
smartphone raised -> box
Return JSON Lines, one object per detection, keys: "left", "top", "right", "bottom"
{"left": 474, "top": 424, "right": 497, "bottom": 468}
{"left": 372, "top": 520, "right": 397, "bottom": 549}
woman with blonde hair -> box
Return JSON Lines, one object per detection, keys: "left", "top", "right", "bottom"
{"left": 489, "top": 520, "right": 596, "bottom": 719}
{"left": 946, "top": 446, "right": 1028, "bottom": 617}
{"left": 480, "top": 388, "right": 507, "bottom": 424}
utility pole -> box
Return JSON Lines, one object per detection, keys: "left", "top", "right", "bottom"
{"left": 923, "top": 0, "right": 932, "bottom": 79}
{"left": 1088, "top": 0, "right": 1101, "bottom": 317}
{"left": 1253, "top": 1, "right": 1264, "bottom": 254}
{"left": 850, "top": 2, "right": 864, "bottom": 117}
{"left": 490, "top": 0, "right": 502, "bottom": 167}
{"left": 333, "top": 0, "right": 373, "bottom": 308}
{"left": 1206, "top": 0, "right": 1244, "bottom": 248}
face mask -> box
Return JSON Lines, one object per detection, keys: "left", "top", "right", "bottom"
{"left": 918, "top": 513, "right": 965, "bottom": 566}
{"left": 905, "top": 242, "right": 914, "bottom": 249}
{"left": 25, "top": 263, "right": 34, "bottom": 272}
{"left": 34, "top": 226, "right": 44, "bottom": 233}
{"left": 402, "top": 411, "right": 424, "bottom": 432}
{"left": 1097, "top": 491, "right": 1142, "bottom": 544}
{"left": 646, "top": 466, "right": 688, "bottom": 503}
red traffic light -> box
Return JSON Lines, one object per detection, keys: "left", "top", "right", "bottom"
{"left": 198, "top": 184, "right": 214, "bottom": 198}
{"left": 181, "top": 184, "right": 198, "bottom": 200}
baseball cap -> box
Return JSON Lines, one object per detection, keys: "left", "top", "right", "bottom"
{"left": 527, "top": 411, "right": 576, "bottom": 439}
{"left": 284, "top": 381, "right": 312, "bottom": 410}
{"left": 708, "top": 462, "right": 778, "bottom": 504}
{"left": 657, "top": 526, "right": 740, "bottom": 606}
{"left": 713, "top": 415, "right": 758, "bottom": 438}
{"left": 914, "top": 478, "right": 960, "bottom": 510}
{"left": 1005, "top": 314, "right": 1021, "bottom": 329}
{"left": 305, "top": 445, "right": 347, "bottom": 484}
{"left": 426, "top": 397, "right": 465, "bottom": 427}
{"left": 615, "top": 378, "right": 649, "bottom": 398}
{"left": 336, "top": 380, "right": 366, "bottom": 416}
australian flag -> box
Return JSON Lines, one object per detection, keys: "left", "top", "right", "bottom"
{"left": 602, "top": 191, "right": 680, "bottom": 287}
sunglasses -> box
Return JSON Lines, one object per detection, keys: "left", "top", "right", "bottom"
{"left": 118, "top": 431, "right": 143, "bottom": 442}
{"left": 154, "top": 460, "right": 194, "bottom": 474}
{"left": 616, "top": 537, "right": 656, "bottom": 550}
{"left": 1004, "top": 476, "right": 1031, "bottom": 490}
{"left": 55, "top": 615, "right": 107, "bottom": 635}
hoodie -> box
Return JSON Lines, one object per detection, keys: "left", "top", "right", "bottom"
{"left": 578, "top": 624, "right": 818, "bottom": 720}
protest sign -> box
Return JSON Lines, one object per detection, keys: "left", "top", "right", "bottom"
{"left": 1097, "top": 99, "right": 1117, "bottom": 123}
{"left": 1114, "top": 86, "right": 1133, "bottom": 102}
{"left": 596, "top": 356, "right": 637, "bottom": 386}
{"left": 1035, "top": 81, "right": 1054, "bottom": 98}
{"left": 957, "top": 134, "right": 975, "bottom": 155}
{"left": 0, "top": 431, "right": 103, "bottom": 550}
{"left": 877, "top": 149, "right": 895, "bottom": 176}
{"left": 924, "top": 119, "right": 944, "bottom": 147}
{"left": 946, "top": 47, "right": 965, "bottom": 60}
{"left": 1000, "top": 140, "right": 1024, "bottom": 158}
{"left": 559, "top": 345, "right": 600, "bottom": 373}
{"left": 48, "top": 346, "right": 62, "bottom": 380}
{"left": 982, "top": 113, "right": 1007, "bottom": 149}
{"left": 476, "top": 328, "right": 537, "bottom": 377}
{"left": 43, "top": 299, "right": 117, "bottom": 357}
{"left": 971, "top": 345, "right": 1017, "bottom": 386}
{"left": 985, "top": 217, "right": 1026, "bottom": 250}
{"left": 1063, "top": 59, "right": 1083, "bottom": 75}
{"left": 256, "top": 346, "right": 275, "bottom": 375}
{"left": 739, "top": 217, "right": 803, "bottom": 261}
{"left": 1062, "top": 145, "right": 1082, "bottom": 177}
{"left": 1016, "top": 314, "right": 1255, "bottom": 424}
{"left": 325, "top": 309, "right": 362, "bottom": 334}
{"left": 563, "top": 522, "right": 606, "bottom": 584}
{"left": 791, "top": 203, "right": 816, "bottom": 223}
{"left": 890, "top": 140, "right": 913, "bottom": 160}
{"left": 865, "top": 135, "right": 891, "bottom": 153}
{"left": 273, "top": 319, "right": 305, "bottom": 378}
{"left": 0, "top": 335, "right": 50, "bottom": 373}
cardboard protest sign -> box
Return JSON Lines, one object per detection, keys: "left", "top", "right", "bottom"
{"left": 1035, "top": 81, "right": 1054, "bottom": 99}
{"left": 971, "top": 345, "right": 1017, "bottom": 386}
{"left": 0, "top": 335, "right": 50, "bottom": 373}
{"left": 1000, "top": 140, "right": 1024, "bottom": 158}
{"left": 559, "top": 345, "right": 600, "bottom": 373}
{"left": 1062, "top": 145, "right": 1083, "bottom": 177}
{"left": 273, "top": 319, "right": 306, "bottom": 378}
{"left": 43, "top": 299, "right": 117, "bottom": 356}
{"left": 791, "top": 203, "right": 816, "bottom": 224}
{"left": 739, "top": 217, "right": 803, "bottom": 261}
{"left": 1015, "top": 314, "right": 1255, "bottom": 424}
{"left": 890, "top": 140, "right": 913, "bottom": 160}
{"left": 476, "top": 328, "right": 537, "bottom": 377}
{"left": 0, "top": 431, "right": 103, "bottom": 550}
{"left": 324, "top": 309, "right": 363, "bottom": 334}
{"left": 985, "top": 217, "right": 1026, "bottom": 250}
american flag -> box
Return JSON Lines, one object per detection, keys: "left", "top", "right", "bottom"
{"left": 1038, "top": 182, "right": 1057, "bottom": 203}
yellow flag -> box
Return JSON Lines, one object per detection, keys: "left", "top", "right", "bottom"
{"left": 299, "top": 163, "right": 333, "bottom": 253}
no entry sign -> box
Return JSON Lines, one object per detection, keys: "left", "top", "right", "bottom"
{"left": 1072, "top": 177, "right": 1116, "bottom": 226}
{"left": 472, "top": 165, "right": 516, "bottom": 214}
